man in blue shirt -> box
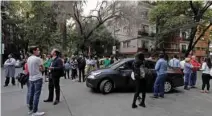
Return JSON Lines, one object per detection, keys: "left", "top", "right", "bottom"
{"left": 169, "top": 55, "right": 180, "bottom": 68}
{"left": 153, "top": 54, "right": 168, "bottom": 98}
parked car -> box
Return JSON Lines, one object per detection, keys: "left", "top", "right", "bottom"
{"left": 86, "top": 58, "right": 184, "bottom": 94}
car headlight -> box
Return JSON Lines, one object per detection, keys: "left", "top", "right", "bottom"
{"left": 92, "top": 72, "right": 101, "bottom": 75}
{"left": 87, "top": 75, "right": 95, "bottom": 79}
{"left": 87, "top": 72, "right": 101, "bottom": 79}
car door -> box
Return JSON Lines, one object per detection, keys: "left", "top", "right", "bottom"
{"left": 144, "top": 60, "right": 157, "bottom": 89}
{"left": 117, "top": 60, "right": 134, "bottom": 88}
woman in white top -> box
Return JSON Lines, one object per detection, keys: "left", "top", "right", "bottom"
{"left": 200, "top": 57, "right": 212, "bottom": 93}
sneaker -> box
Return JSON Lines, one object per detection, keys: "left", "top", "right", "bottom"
{"left": 205, "top": 90, "right": 209, "bottom": 93}
{"left": 32, "top": 112, "right": 45, "bottom": 116}
{"left": 150, "top": 96, "right": 158, "bottom": 99}
{"left": 139, "top": 103, "right": 146, "bottom": 108}
{"left": 159, "top": 95, "right": 164, "bottom": 98}
{"left": 132, "top": 104, "right": 138, "bottom": 109}
{"left": 28, "top": 110, "right": 33, "bottom": 115}
{"left": 200, "top": 90, "right": 205, "bottom": 93}
{"left": 191, "top": 86, "right": 196, "bottom": 88}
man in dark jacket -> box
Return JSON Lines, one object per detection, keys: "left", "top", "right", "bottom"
{"left": 77, "top": 54, "right": 86, "bottom": 82}
{"left": 44, "top": 49, "right": 63, "bottom": 105}
{"left": 132, "top": 52, "right": 147, "bottom": 108}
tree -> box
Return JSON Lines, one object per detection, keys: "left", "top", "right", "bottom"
{"left": 54, "top": 0, "right": 124, "bottom": 54}
{"left": 149, "top": 1, "right": 212, "bottom": 57}
{"left": 4, "top": 1, "right": 62, "bottom": 53}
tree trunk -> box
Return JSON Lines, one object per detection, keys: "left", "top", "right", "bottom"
{"left": 184, "top": 27, "right": 197, "bottom": 57}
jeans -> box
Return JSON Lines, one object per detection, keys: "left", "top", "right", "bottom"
{"left": 154, "top": 74, "right": 167, "bottom": 97}
{"left": 184, "top": 73, "right": 191, "bottom": 88}
{"left": 190, "top": 72, "right": 197, "bottom": 87}
{"left": 29, "top": 79, "right": 43, "bottom": 113}
{"left": 26, "top": 81, "right": 30, "bottom": 105}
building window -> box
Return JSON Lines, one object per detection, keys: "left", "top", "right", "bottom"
{"left": 123, "top": 41, "right": 131, "bottom": 48}
{"left": 181, "top": 45, "right": 187, "bottom": 50}
{"left": 182, "top": 32, "right": 186, "bottom": 39}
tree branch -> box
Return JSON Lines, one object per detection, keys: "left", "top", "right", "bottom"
{"left": 200, "top": 1, "right": 212, "bottom": 15}
{"left": 190, "top": 1, "right": 198, "bottom": 16}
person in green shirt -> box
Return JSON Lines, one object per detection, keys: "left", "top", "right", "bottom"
{"left": 103, "top": 56, "right": 111, "bottom": 68}
{"left": 43, "top": 54, "right": 52, "bottom": 82}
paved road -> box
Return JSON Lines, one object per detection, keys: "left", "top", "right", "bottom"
{"left": 1, "top": 69, "right": 212, "bottom": 116}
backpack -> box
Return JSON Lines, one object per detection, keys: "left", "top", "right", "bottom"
{"left": 16, "top": 73, "right": 29, "bottom": 89}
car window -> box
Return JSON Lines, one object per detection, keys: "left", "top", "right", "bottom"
{"left": 145, "top": 60, "right": 155, "bottom": 69}
{"left": 121, "top": 60, "right": 134, "bottom": 70}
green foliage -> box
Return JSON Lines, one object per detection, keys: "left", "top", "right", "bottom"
{"left": 5, "top": 1, "right": 60, "bottom": 52}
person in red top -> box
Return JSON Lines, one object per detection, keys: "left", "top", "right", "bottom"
{"left": 190, "top": 55, "right": 201, "bottom": 88}
{"left": 23, "top": 54, "right": 30, "bottom": 109}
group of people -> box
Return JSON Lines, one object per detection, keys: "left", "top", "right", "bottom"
{"left": 3, "top": 45, "right": 119, "bottom": 116}
{"left": 131, "top": 53, "right": 211, "bottom": 109}
{"left": 5, "top": 48, "right": 211, "bottom": 113}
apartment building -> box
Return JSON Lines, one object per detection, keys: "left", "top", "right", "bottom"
{"left": 195, "top": 25, "right": 212, "bottom": 60}
{"left": 105, "top": 1, "right": 156, "bottom": 56}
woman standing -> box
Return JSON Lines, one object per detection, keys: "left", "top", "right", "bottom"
{"left": 132, "top": 52, "right": 146, "bottom": 108}
{"left": 23, "top": 53, "right": 30, "bottom": 108}
{"left": 64, "top": 57, "right": 71, "bottom": 79}
{"left": 183, "top": 58, "right": 193, "bottom": 90}
{"left": 4, "top": 54, "right": 16, "bottom": 87}
{"left": 200, "top": 57, "right": 211, "bottom": 93}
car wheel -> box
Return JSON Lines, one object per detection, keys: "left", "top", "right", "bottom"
{"left": 99, "top": 80, "right": 113, "bottom": 94}
{"left": 164, "top": 81, "right": 172, "bottom": 93}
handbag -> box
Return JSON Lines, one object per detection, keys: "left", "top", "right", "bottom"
{"left": 16, "top": 73, "right": 29, "bottom": 89}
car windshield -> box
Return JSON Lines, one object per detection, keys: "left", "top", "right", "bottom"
{"left": 108, "top": 59, "right": 129, "bottom": 69}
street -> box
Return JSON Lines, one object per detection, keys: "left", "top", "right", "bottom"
{"left": 1, "top": 68, "right": 212, "bottom": 116}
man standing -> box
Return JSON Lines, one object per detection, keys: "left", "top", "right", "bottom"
{"left": 153, "top": 54, "right": 168, "bottom": 98}
{"left": 190, "top": 55, "right": 201, "bottom": 88}
{"left": 4, "top": 54, "right": 16, "bottom": 87}
{"left": 169, "top": 55, "right": 180, "bottom": 68}
{"left": 27, "top": 46, "right": 45, "bottom": 116}
{"left": 77, "top": 54, "right": 86, "bottom": 82}
{"left": 44, "top": 49, "right": 63, "bottom": 105}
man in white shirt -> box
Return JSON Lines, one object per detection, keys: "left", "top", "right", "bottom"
{"left": 180, "top": 59, "right": 186, "bottom": 70}
{"left": 27, "top": 46, "right": 45, "bottom": 116}
{"left": 169, "top": 55, "right": 180, "bottom": 68}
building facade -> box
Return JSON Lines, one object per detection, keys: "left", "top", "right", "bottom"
{"left": 105, "top": 1, "right": 156, "bottom": 56}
